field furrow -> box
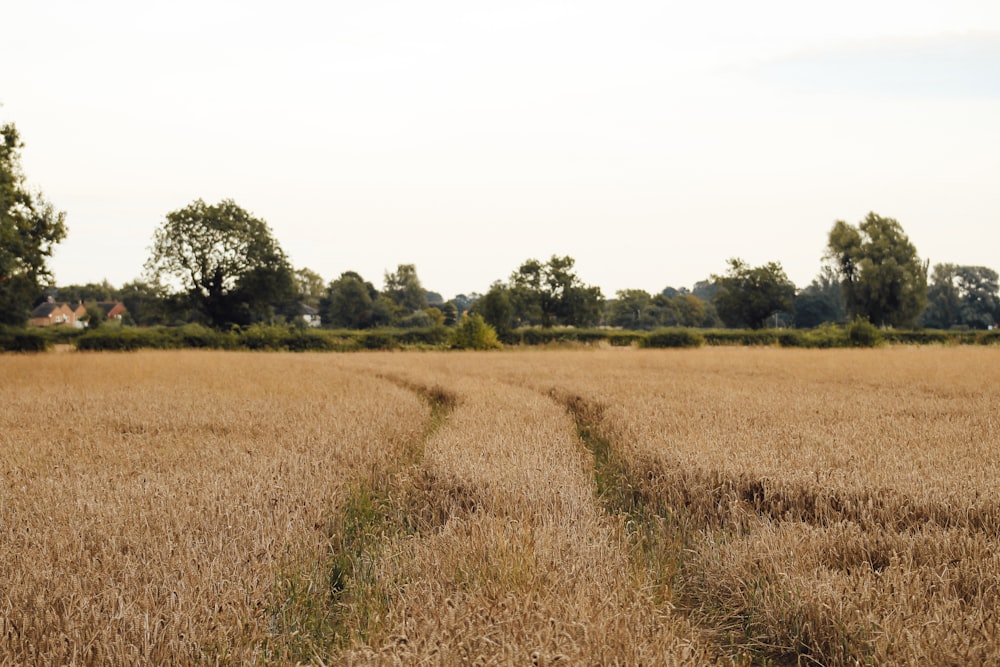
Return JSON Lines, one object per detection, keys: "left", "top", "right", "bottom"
{"left": 329, "top": 356, "right": 719, "bottom": 664}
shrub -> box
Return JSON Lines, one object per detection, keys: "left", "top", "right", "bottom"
{"left": 608, "top": 332, "right": 644, "bottom": 347}
{"left": 177, "top": 323, "right": 224, "bottom": 349}
{"left": 798, "top": 324, "right": 848, "bottom": 348}
{"left": 641, "top": 328, "right": 705, "bottom": 349}
{"left": 450, "top": 314, "right": 501, "bottom": 350}
{"left": 977, "top": 330, "right": 1000, "bottom": 346}
{"left": 361, "top": 331, "right": 397, "bottom": 350}
{"left": 396, "top": 326, "right": 450, "bottom": 346}
{"left": 846, "top": 317, "right": 882, "bottom": 347}
{"left": 77, "top": 328, "right": 150, "bottom": 351}
{"left": 702, "top": 329, "right": 779, "bottom": 346}
{"left": 0, "top": 328, "right": 49, "bottom": 352}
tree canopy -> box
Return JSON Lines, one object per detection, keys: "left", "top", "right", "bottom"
{"left": 144, "top": 199, "right": 295, "bottom": 327}
{"left": 712, "top": 258, "right": 795, "bottom": 329}
{"left": 507, "top": 255, "right": 604, "bottom": 327}
{"left": 922, "top": 264, "right": 1000, "bottom": 330}
{"left": 0, "top": 123, "right": 67, "bottom": 325}
{"left": 826, "top": 213, "right": 928, "bottom": 328}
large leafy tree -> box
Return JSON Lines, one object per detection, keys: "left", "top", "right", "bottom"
{"left": 826, "top": 212, "right": 928, "bottom": 328}
{"left": 293, "top": 267, "right": 326, "bottom": 308}
{"left": 606, "top": 289, "right": 655, "bottom": 329}
{"left": 0, "top": 123, "right": 67, "bottom": 325}
{"left": 472, "top": 282, "right": 515, "bottom": 335}
{"left": 712, "top": 258, "right": 795, "bottom": 329}
{"left": 922, "top": 264, "right": 1000, "bottom": 330}
{"left": 144, "top": 199, "right": 295, "bottom": 327}
{"left": 321, "top": 271, "right": 381, "bottom": 329}
{"left": 508, "top": 255, "right": 604, "bottom": 327}
{"left": 383, "top": 264, "right": 428, "bottom": 313}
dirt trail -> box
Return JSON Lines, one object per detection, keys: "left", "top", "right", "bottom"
{"left": 342, "top": 364, "right": 718, "bottom": 665}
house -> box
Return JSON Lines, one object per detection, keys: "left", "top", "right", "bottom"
{"left": 29, "top": 298, "right": 82, "bottom": 327}
{"left": 95, "top": 301, "right": 127, "bottom": 322}
{"left": 28, "top": 298, "right": 128, "bottom": 327}
{"left": 299, "top": 303, "right": 321, "bottom": 327}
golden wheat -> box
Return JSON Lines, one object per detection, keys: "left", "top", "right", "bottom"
{"left": 0, "top": 351, "right": 428, "bottom": 664}
{"left": 3, "top": 346, "right": 999, "bottom": 665}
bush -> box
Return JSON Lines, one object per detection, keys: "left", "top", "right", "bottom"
{"left": 0, "top": 328, "right": 49, "bottom": 352}
{"left": 882, "top": 330, "right": 955, "bottom": 346}
{"left": 176, "top": 323, "right": 226, "bottom": 349}
{"left": 396, "top": 326, "right": 450, "bottom": 346}
{"left": 450, "top": 314, "right": 501, "bottom": 350}
{"left": 846, "top": 317, "right": 882, "bottom": 347}
{"left": 607, "top": 332, "right": 644, "bottom": 347}
{"left": 702, "top": 329, "right": 778, "bottom": 346}
{"left": 77, "top": 328, "right": 152, "bottom": 351}
{"left": 798, "top": 323, "right": 848, "bottom": 348}
{"left": 361, "top": 331, "right": 397, "bottom": 350}
{"left": 977, "top": 330, "right": 1000, "bottom": 345}
{"left": 641, "top": 328, "right": 705, "bottom": 349}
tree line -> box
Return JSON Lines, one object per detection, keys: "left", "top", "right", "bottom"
{"left": 2, "top": 122, "right": 998, "bottom": 333}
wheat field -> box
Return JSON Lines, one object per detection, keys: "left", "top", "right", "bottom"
{"left": 2, "top": 346, "right": 998, "bottom": 665}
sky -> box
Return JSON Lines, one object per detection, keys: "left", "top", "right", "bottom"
{"left": 3, "top": 1, "right": 999, "bottom": 300}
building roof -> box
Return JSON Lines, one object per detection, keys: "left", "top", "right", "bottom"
{"left": 30, "top": 302, "right": 62, "bottom": 318}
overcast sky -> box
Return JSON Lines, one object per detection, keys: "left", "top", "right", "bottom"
{"left": 3, "top": 1, "right": 999, "bottom": 299}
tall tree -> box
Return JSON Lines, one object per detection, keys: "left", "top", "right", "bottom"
{"left": 606, "top": 289, "right": 654, "bottom": 329}
{"left": 923, "top": 264, "right": 1000, "bottom": 329}
{"left": 118, "top": 280, "right": 170, "bottom": 326}
{"left": 383, "top": 264, "right": 428, "bottom": 313}
{"left": 144, "top": 199, "right": 295, "bottom": 327}
{"left": 321, "top": 271, "right": 378, "bottom": 329}
{"left": 508, "top": 255, "right": 604, "bottom": 327}
{"left": 826, "top": 212, "right": 928, "bottom": 327}
{"left": 293, "top": 267, "right": 325, "bottom": 308}
{"left": 712, "top": 258, "right": 795, "bottom": 329}
{"left": 0, "top": 123, "right": 67, "bottom": 325}
{"left": 473, "top": 282, "right": 515, "bottom": 335}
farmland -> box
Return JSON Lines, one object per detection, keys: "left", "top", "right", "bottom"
{"left": 2, "top": 347, "right": 999, "bottom": 664}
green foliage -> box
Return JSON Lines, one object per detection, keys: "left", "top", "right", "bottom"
{"left": 383, "top": 264, "right": 428, "bottom": 314}
{"left": 606, "top": 290, "right": 714, "bottom": 330}
{"left": 84, "top": 303, "right": 105, "bottom": 329}
{"left": 53, "top": 280, "right": 116, "bottom": 304}
{"left": 794, "top": 266, "right": 846, "bottom": 328}
{"left": 922, "top": 264, "right": 1000, "bottom": 330}
{"left": 846, "top": 317, "right": 882, "bottom": 347}
{"left": 712, "top": 258, "right": 795, "bottom": 329}
{"left": 702, "top": 329, "right": 780, "bottom": 346}
{"left": 977, "top": 330, "right": 1000, "bottom": 345}
{"left": 394, "top": 326, "right": 450, "bottom": 346}
{"left": 321, "top": 271, "right": 379, "bottom": 329}
{"left": 360, "top": 331, "right": 397, "bottom": 350}
{"left": 117, "top": 280, "right": 170, "bottom": 326}
{"left": 293, "top": 267, "right": 326, "bottom": 308}
{"left": 0, "top": 327, "right": 49, "bottom": 352}
{"left": 450, "top": 314, "right": 501, "bottom": 350}
{"left": 0, "top": 123, "right": 67, "bottom": 326}
{"left": 508, "top": 255, "right": 604, "bottom": 327}
{"left": 473, "top": 282, "right": 515, "bottom": 335}
{"left": 607, "top": 332, "right": 645, "bottom": 347}
{"left": 826, "top": 213, "right": 928, "bottom": 328}
{"left": 144, "top": 199, "right": 296, "bottom": 328}
{"left": 641, "top": 328, "right": 705, "bottom": 348}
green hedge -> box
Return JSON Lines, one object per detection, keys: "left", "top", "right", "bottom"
{"left": 36, "top": 322, "right": 1000, "bottom": 353}
{"left": 641, "top": 328, "right": 705, "bottom": 348}
{"left": 0, "top": 328, "right": 49, "bottom": 352}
